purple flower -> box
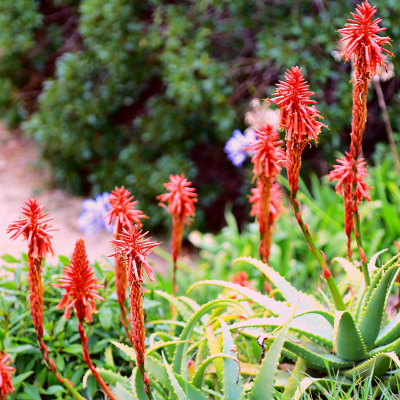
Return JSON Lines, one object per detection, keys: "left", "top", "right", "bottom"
{"left": 224, "top": 129, "right": 256, "bottom": 167}
{"left": 77, "top": 193, "right": 113, "bottom": 235}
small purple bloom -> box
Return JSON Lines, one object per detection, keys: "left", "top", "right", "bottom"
{"left": 224, "top": 129, "right": 256, "bottom": 167}
{"left": 77, "top": 192, "right": 113, "bottom": 235}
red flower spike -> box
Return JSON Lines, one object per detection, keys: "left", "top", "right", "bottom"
{"left": 328, "top": 153, "right": 372, "bottom": 259}
{"left": 103, "top": 186, "right": 147, "bottom": 236}
{"left": 157, "top": 174, "right": 197, "bottom": 294}
{"left": 157, "top": 174, "right": 197, "bottom": 220}
{"left": 7, "top": 198, "right": 57, "bottom": 259}
{"left": 0, "top": 353, "right": 15, "bottom": 400}
{"left": 339, "top": 0, "right": 393, "bottom": 75}
{"left": 244, "top": 125, "right": 285, "bottom": 178}
{"left": 109, "top": 225, "right": 159, "bottom": 373}
{"left": 249, "top": 181, "right": 285, "bottom": 224}
{"left": 109, "top": 225, "right": 159, "bottom": 283}
{"left": 268, "top": 66, "right": 327, "bottom": 144}
{"left": 328, "top": 153, "right": 372, "bottom": 203}
{"left": 55, "top": 238, "right": 104, "bottom": 323}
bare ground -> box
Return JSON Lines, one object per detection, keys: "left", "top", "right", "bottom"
{"left": 0, "top": 124, "right": 169, "bottom": 272}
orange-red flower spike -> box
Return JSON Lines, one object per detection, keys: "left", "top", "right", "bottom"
{"left": 0, "top": 353, "right": 15, "bottom": 400}
{"left": 339, "top": 0, "right": 393, "bottom": 75}
{"left": 7, "top": 198, "right": 57, "bottom": 259}
{"left": 268, "top": 66, "right": 327, "bottom": 144}
{"left": 109, "top": 225, "right": 159, "bottom": 283}
{"left": 55, "top": 238, "right": 104, "bottom": 323}
{"left": 103, "top": 186, "right": 147, "bottom": 236}
{"left": 244, "top": 124, "right": 285, "bottom": 178}
{"left": 157, "top": 174, "right": 197, "bottom": 220}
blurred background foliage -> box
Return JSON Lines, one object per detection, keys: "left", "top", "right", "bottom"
{"left": 1, "top": 0, "right": 400, "bottom": 231}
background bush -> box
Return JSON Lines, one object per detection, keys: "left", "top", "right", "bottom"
{"left": 1, "top": 0, "right": 400, "bottom": 230}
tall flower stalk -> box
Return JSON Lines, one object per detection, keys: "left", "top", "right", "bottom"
{"left": 157, "top": 175, "right": 197, "bottom": 295}
{"left": 0, "top": 352, "right": 15, "bottom": 400}
{"left": 110, "top": 225, "right": 159, "bottom": 399}
{"left": 103, "top": 186, "right": 147, "bottom": 343}
{"left": 244, "top": 125, "right": 285, "bottom": 262}
{"left": 268, "top": 67, "right": 345, "bottom": 310}
{"left": 55, "top": 239, "right": 116, "bottom": 400}
{"left": 337, "top": 0, "right": 393, "bottom": 286}
{"left": 7, "top": 198, "right": 85, "bottom": 400}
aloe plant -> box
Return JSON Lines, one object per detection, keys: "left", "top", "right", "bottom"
{"left": 84, "top": 295, "right": 298, "bottom": 400}
{"left": 186, "top": 255, "right": 400, "bottom": 395}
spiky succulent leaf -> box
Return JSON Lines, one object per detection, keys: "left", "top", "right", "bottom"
{"left": 334, "top": 311, "right": 368, "bottom": 361}
{"left": 191, "top": 353, "right": 239, "bottom": 389}
{"left": 224, "top": 317, "right": 333, "bottom": 347}
{"left": 163, "top": 352, "right": 189, "bottom": 400}
{"left": 333, "top": 257, "right": 363, "bottom": 292}
{"left": 293, "top": 376, "right": 353, "bottom": 400}
{"left": 155, "top": 290, "right": 193, "bottom": 320}
{"left": 220, "top": 319, "right": 244, "bottom": 400}
{"left": 368, "top": 249, "right": 389, "bottom": 273}
{"left": 131, "top": 368, "right": 147, "bottom": 400}
{"left": 283, "top": 357, "right": 307, "bottom": 399}
{"left": 113, "top": 382, "right": 137, "bottom": 400}
{"left": 249, "top": 305, "right": 297, "bottom": 400}
{"left": 343, "top": 352, "right": 400, "bottom": 379}
{"left": 147, "top": 355, "right": 208, "bottom": 400}
{"left": 187, "top": 280, "right": 290, "bottom": 316}
{"left": 232, "top": 257, "right": 323, "bottom": 310}
{"left": 283, "top": 334, "right": 352, "bottom": 372}
{"left": 172, "top": 299, "right": 248, "bottom": 375}
{"left": 357, "top": 265, "right": 400, "bottom": 349}
{"left": 369, "top": 336, "right": 400, "bottom": 357}
{"left": 375, "top": 312, "right": 400, "bottom": 346}
{"left": 205, "top": 325, "right": 224, "bottom": 383}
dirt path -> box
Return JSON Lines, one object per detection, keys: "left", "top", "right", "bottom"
{"left": 0, "top": 124, "right": 168, "bottom": 272}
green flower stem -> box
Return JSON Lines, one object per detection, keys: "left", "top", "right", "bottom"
{"left": 138, "top": 362, "right": 155, "bottom": 400}
{"left": 352, "top": 159, "right": 370, "bottom": 288}
{"left": 354, "top": 209, "right": 370, "bottom": 287}
{"left": 291, "top": 192, "right": 345, "bottom": 311}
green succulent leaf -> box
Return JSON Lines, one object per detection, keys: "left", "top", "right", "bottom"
{"left": 225, "top": 316, "right": 333, "bottom": 347}
{"left": 334, "top": 311, "right": 368, "bottom": 361}
{"left": 155, "top": 290, "right": 193, "bottom": 320}
{"left": 343, "top": 351, "right": 400, "bottom": 379}
{"left": 131, "top": 367, "right": 148, "bottom": 400}
{"left": 232, "top": 257, "right": 323, "bottom": 311}
{"left": 357, "top": 265, "right": 400, "bottom": 349}
{"left": 220, "top": 319, "right": 244, "bottom": 400}
{"left": 172, "top": 299, "right": 248, "bottom": 376}
{"left": 249, "top": 304, "right": 297, "bottom": 400}
{"left": 83, "top": 368, "right": 128, "bottom": 389}
{"left": 163, "top": 352, "right": 189, "bottom": 400}
{"left": 368, "top": 248, "right": 389, "bottom": 273}
{"left": 191, "top": 353, "right": 239, "bottom": 389}
{"left": 333, "top": 257, "right": 363, "bottom": 292}
{"left": 187, "top": 280, "right": 291, "bottom": 316}
{"left": 283, "top": 338, "right": 352, "bottom": 372}
{"left": 293, "top": 376, "right": 353, "bottom": 400}
{"left": 375, "top": 312, "right": 400, "bottom": 346}
{"left": 113, "top": 382, "right": 137, "bottom": 400}
{"left": 369, "top": 336, "right": 400, "bottom": 357}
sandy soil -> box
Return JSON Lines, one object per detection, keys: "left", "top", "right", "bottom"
{"left": 0, "top": 124, "right": 168, "bottom": 272}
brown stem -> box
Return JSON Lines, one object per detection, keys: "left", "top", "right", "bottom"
{"left": 259, "top": 176, "right": 272, "bottom": 263}
{"left": 374, "top": 77, "right": 400, "bottom": 185}
{"left": 78, "top": 320, "right": 117, "bottom": 400}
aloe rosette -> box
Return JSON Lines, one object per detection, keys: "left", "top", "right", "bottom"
{"left": 187, "top": 254, "right": 400, "bottom": 394}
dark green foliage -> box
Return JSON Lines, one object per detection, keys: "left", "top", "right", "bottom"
{"left": 2, "top": 0, "right": 400, "bottom": 229}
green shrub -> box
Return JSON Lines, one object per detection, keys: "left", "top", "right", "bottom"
{"left": 2, "top": 1, "right": 400, "bottom": 230}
